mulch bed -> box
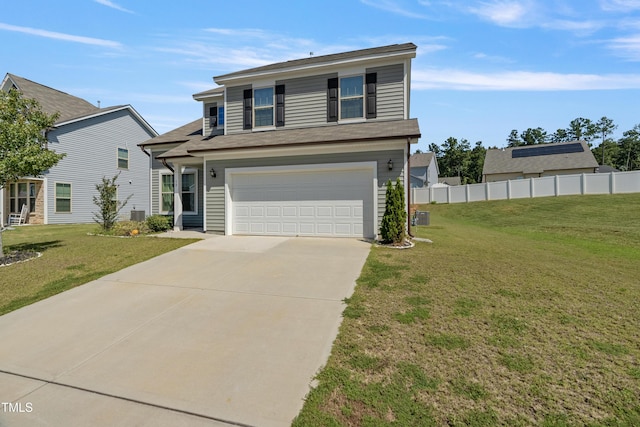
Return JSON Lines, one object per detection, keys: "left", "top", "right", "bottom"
{"left": 0, "top": 251, "right": 40, "bottom": 267}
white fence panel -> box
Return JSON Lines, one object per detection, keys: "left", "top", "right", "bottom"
{"left": 558, "top": 175, "right": 582, "bottom": 195}
{"left": 533, "top": 176, "right": 556, "bottom": 197}
{"left": 411, "top": 171, "right": 640, "bottom": 205}
{"left": 585, "top": 174, "right": 611, "bottom": 194}
{"left": 510, "top": 180, "right": 531, "bottom": 199}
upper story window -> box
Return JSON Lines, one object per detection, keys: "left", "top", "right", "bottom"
{"left": 254, "top": 87, "right": 274, "bottom": 127}
{"left": 117, "top": 148, "right": 129, "bottom": 169}
{"left": 209, "top": 106, "right": 224, "bottom": 128}
{"left": 218, "top": 106, "right": 225, "bottom": 126}
{"left": 340, "top": 76, "right": 364, "bottom": 119}
{"left": 328, "top": 73, "right": 376, "bottom": 123}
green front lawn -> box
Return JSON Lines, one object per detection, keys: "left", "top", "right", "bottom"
{"left": 295, "top": 194, "right": 640, "bottom": 426}
{"left": 0, "top": 224, "right": 198, "bottom": 316}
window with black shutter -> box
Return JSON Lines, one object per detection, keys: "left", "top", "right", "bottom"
{"left": 209, "top": 106, "right": 218, "bottom": 128}
{"left": 366, "top": 73, "right": 377, "bottom": 119}
{"left": 243, "top": 89, "right": 252, "bottom": 130}
{"left": 327, "top": 78, "right": 338, "bottom": 122}
{"left": 276, "top": 84, "right": 285, "bottom": 127}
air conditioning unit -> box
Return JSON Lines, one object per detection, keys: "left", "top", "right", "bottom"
{"left": 130, "top": 210, "right": 145, "bottom": 222}
{"left": 414, "top": 211, "right": 430, "bottom": 226}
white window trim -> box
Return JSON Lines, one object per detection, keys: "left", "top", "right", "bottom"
{"left": 117, "top": 147, "right": 129, "bottom": 170}
{"left": 158, "top": 170, "right": 198, "bottom": 216}
{"left": 338, "top": 74, "right": 365, "bottom": 123}
{"left": 54, "top": 182, "right": 72, "bottom": 214}
{"left": 253, "top": 86, "right": 275, "bottom": 130}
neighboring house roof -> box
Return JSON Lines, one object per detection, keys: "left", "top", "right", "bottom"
{"left": 214, "top": 43, "right": 418, "bottom": 83}
{"left": 1, "top": 73, "right": 157, "bottom": 136}
{"left": 148, "top": 119, "right": 421, "bottom": 160}
{"left": 438, "top": 176, "right": 462, "bottom": 186}
{"left": 482, "top": 141, "right": 598, "bottom": 176}
{"left": 597, "top": 165, "right": 620, "bottom": 173}
{"left": 409, "top": 152, "right": 435, "bottom": 167}
{"left": 2, "top": 73, "right": 99, "bottom": 123}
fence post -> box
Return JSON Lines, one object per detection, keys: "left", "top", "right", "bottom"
{"left": 507, "top": 180, "right": 511, "bottom": 200}
{"left": 429, "top": 186, "right": 434, "bottom": 203}
{"left": 581, "top": 173, "right": 586, "bottom": 195}
{"left": 466, "top": 184, "right": 470, "bottom": 203}
{"left": 610, "top": 172, "right": 615, "bottom": 194}
{"left": 486, "top": 182, "right": 490, "bottom": 201}
{"left": 447, "top": 185, "right": 451, "bottom": 203}
{"left": 530, "top": 178, "right": 534, "bottom": 198}
{"left": 555, "top": 175, "right": 560, "bottom": 196}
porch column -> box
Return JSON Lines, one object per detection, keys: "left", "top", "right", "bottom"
{"left": 173, "top": 164, "right": 183, "bottom": 231}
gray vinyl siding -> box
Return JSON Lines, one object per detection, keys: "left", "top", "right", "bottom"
{"left": 367, "top": 63, "right": 405, "bottom": 120}
{"left": 205, "top": 149, "right": 405, "bottom": 235}
{"left": 203, "top": 102, "right": 225, "bottom": 136}
{"left": 149, "top": 150, "right": 203, "bottom": 228}
{"left": 45, "top": 109, "right": 154, "bottom": 224}
{"left": 275, "top": 73, "right": 336, "bottom": 129}
{"left": 226, "top": 85, "right": 251, "bottom": 134}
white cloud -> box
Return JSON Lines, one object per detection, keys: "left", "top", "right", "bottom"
{"left": 94, "top": 0, "right": 134, "bottom": 14}
{"left": 467, "top": 0, "right": 532, "bottom": 27}
{"left": 412, "top": 68, "right": 640, "bottom": 90}
{"left": 0, "top": 22, "right": 122, "bottom": 48}
{"left": 600, "top": 0, "right": 640, "bottom": 12}
{"left": 360, "top": 0, "right": 429, "bottom": 19}
{"left": 543, "top": 19, "right": 605, "bottom": 34}
{"left": 607, "top": 34, "right": 640, "bottom": 61}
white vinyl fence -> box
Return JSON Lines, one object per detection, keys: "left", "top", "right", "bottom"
{"left": 411, "top": 171, "right": 640, "bottom": 205}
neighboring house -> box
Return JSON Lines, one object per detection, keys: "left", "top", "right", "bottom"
{"left": 597, "top": 165, "right": 620, "bottom": 173}
{"left": 0, "top": 73, "right": 157, "bottom": 226}
{"left": 482, "top": 141, "right": 598, "bottom": 183}
{"left": 438, "top": 176, "right": 462, "bottom": 186}
{"left": 140, "top": 43, "right": 421, "bottom": 238}
{"left": 409, "top": 152, "right": 439, "bottom": 188}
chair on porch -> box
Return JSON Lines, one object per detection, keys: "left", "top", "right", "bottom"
{"left": 8, "top": 204, "right": 28, "bottom": 226}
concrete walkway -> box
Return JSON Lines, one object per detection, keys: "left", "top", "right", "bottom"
{"left": 0, "top": 236, "right": 371, "bottom": 427}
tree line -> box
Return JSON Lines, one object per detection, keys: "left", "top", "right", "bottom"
{"left": 424, "top": 117, "right": 640, "bottom": 185}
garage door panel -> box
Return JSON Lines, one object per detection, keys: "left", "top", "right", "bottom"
{"left": 231, "top": 168, "right": 373, "bottom": 237}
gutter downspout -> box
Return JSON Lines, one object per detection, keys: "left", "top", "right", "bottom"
{"left": 407, "top": 138, "right": 413, "bottom": 238}
{"left": 160, "top": 158, "right": 174, "bottom": 173}
{"left": 139, "top": 146, "right": 151, "bottom": 157}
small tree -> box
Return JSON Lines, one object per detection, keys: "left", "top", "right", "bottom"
{"left": 0, "top": 90, "right": 64, "bottom": 257}
{"left": 93, "top": 174, "right": 131, "bottom": 231}
{"left": 380, "top": 178, "right": 407, "bottom": 244}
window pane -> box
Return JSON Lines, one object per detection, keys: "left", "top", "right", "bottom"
{"left": 56, "top": 183, "right": 71, "bottom": 198}
{"left": 255, "top": 108, "right": 274, "bottom": 127}
{"left": 182, "top": 193, "right": 195, "bottom": 212}
{"left": 118, "top": 158, "right": 128, "bottom": 169}
{"left": 254, "top": 88, "right": 273, "bottom": 107}
{"left": 340, "top": 76, "right": 363, "bottom": 97}
{"left": 161, "top": 175, "right": 173, "bottom": 192}
{"left": 341, "top": 98, "right": 363, "bottom": 119}
{"left": 29, "top": 183, "right": 36, "bottom": 197}
{"left": 118, "top": 148, "right": 129, "bottom": 169}
{"left": 18, "top": 198, "right": 27, "bottom": 210}
{"left": 181, "top": 173, "right": 195, "bottom": 192}
{"left": 161, "top": 194, "right": 173, "bottom": 212}
{"left": 56, "top": 199, "right": 71, "bottom": 213}
{"left": 18, "top": 183, "right": 27, "bottom": 197}
{"left": 218, "top": 106, "right": 225, "bottom": 125}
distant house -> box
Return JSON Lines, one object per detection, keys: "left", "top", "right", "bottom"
{"left": 409, "top": 152, "right": 439, "bottom": 188}
{"left": 597, "top": 165, "right": 620, "bottom": 173}
{"left": 482, "top": 141, "right": 598, "bottom": 183}
{"left": 438, "top": 176, "right": 461, "bottom": 186}
{"left": 1, "top": 73, "right": 157, "bottom": 226}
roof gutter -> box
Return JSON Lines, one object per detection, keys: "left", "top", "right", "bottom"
{"left": 161, "top": 158, "right": 174, "bottom": 173}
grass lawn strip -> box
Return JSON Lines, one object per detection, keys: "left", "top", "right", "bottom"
{"left": 294, "top": 194, "right": 640, "bottom": 426}
{"left": 0, "top": 224, "right": 198, "bottom": 316}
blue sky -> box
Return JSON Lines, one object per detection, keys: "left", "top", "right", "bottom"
{"left": 2, "top": 0, "right": 639, "bottom": 151}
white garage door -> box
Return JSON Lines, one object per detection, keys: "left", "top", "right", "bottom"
{"left": 231, "top": 167, "right": 373, "bottom": 237}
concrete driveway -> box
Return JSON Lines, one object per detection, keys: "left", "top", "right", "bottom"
{"left": 0, "top": 236, "right": 370, "bottom": 427}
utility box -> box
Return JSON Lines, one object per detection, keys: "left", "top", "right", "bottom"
{"left": 130, "top": 210, "right": 145, "bottom": 222}
{"left": 415, "top": 211, "right": 430, "bottom": 226}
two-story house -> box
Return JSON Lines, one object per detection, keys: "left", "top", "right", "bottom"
{"left": 139, "top": 43, "right": 421, "bottom": 239}
{"left": 1, "top": 73, "right": 158, "bottom": 226}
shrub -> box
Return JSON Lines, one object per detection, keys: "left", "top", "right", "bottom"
{"left": 111, "top": 221, "right": 150, "bottom": 236}
{"left": 380, "top": 178, "right": 407, "bottom": 244}
{"left": 146, "top": 214, "right": 172, "bottom": 232}
{"left": 92, "top": 173, "right": 131, "bottom": 231}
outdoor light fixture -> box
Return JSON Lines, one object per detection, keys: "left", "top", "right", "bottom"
{"left": 387, "top": 159, "right": 393, "bottom": 171}
{"left": 209, "top": 168, "right": 216, "bottom": 178}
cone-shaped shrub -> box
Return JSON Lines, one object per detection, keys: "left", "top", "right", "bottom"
{"left": 380, "top": 178, "right": 407, "bottom": 244}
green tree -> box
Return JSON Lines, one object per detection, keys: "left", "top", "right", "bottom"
{"left": 550, "top": 128, "right": 570, "bottom": 143}
{"left": 594, "top": 116, "right": 618, "bottom": 165}
{"left": 92, "top": 173, "right": 132, "bottom": 231}
{"left": 438, "top": 137, "right": 471, "bottom": 178}
{"left": 0, "top": 90, "right": 64, "bottom": 256}
{"left": 467, "top": 141, "right": 487, "bottom": 183}
{"left": 520, "top": 127, "right": 548, "bottom": 145}
{"left": 507, "top": 129, "right": 522, "bottom": 147}
{"left": 380, "top": 178, "right": 406, "bottom": 244}
{"left": 616, "top": 124, "right": 640, "bottom": 171}
{"left": 567, "top": 117, "right": 597, "bottom": 143}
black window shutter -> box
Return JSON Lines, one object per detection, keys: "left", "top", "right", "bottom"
{"left": 327, "top": 78, "right": 338, "bottom": 122}
{"left": 366, "top": 73, "right": 377, "bottom": 119}
{"left": 275, "top": 84, "right": 285, "bottom": 127}
{"left": 209, "top": 106, "right": 218, "bottom": 127}
{"left": 243, "top": 89, "right": 252, "bottom": 130}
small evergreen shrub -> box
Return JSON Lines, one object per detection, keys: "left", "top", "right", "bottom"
{"left": 92, "top": 173, "right": 131, "bottom": 231}
{"left": 380, "top": 178, "right": 407, "bottom": 244}
{"left": 146, "top": 214, "right": 172, "bottom": 232}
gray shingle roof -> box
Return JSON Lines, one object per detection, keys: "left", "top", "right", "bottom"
{"left": 5, "top": 73, "right": 99, "bottom": 123}
{"left": 482, "top": 141, "right": 598, "bottom": 175}
{"left": 214, "top": 43, "right": 417, "bottom": 83}
{"left": 410, "top": 152, "right": 435, "bottom": 167}
{"left": 139, "top": 119, "right": 203, "bottom": 147}
{"left": 192, "top": 86, "right": 224, "bottom": 100}
{"left": 151, "top": 119, "right": 421, "bottom": 159}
